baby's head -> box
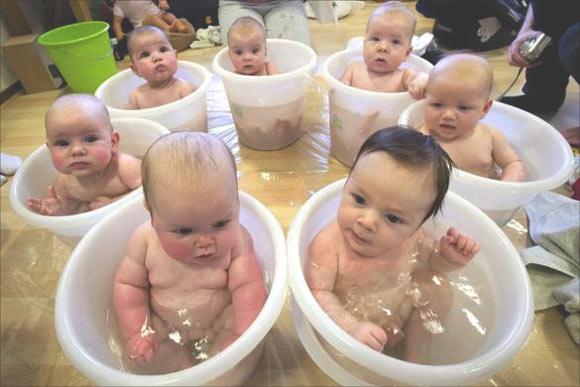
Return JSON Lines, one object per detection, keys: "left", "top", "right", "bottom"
{"left": 128, "top": 26, "right": 178, "bottom": 85}
{"left": 227, "top": 17, "right": 268, "bottom": 75}
{"left": 45, "top": 94, "right": 119, "bottom": 177}
{"left": 142, "top": 131, "right": 240, "bottom": 264}
{"left": 363, "top": 1, "right": 415, "bottom": 74}
{"left": 338, "top": 127, "right": 454, "bottom": 257}
{"left": 425, "top": 53, "right": 494, "bottom": 140}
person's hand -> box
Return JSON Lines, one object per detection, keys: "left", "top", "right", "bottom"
{"left": 348, "top": 321, "right": 388, "bottom": 352}
{"left": 89, "top": 196, "right": 113, "bottom": 210}
{"left": 507, "top": 29, "right": 544, "bottom": 68}
{"left": 115, "top": 31, "right": 125, "bottom": 42}
{"left": 439, "top": 227, "right": 480, "bottom": 266}
{"left": 408, "top": 73, "right": 428, "bottom": 100}
{"left": 26, "top": 186, "right": 64, "bottom": 216}
{"left": 126, "top": 333, "right": 156, "bottom": 363}
{"left": 158, "top": 0, "right": 170, "bottom": 11}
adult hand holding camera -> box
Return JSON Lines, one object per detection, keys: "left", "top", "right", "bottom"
{"left": 508, "top": 29, "right": 544, "bottom": 67}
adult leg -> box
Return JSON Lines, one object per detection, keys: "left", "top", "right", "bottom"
{"left": 559, "top": 23, "right": 580, "bottom": 84}
{"left": 142, "top": 13, "right": 173, "bottom": 32}
{"left": 218, "top": 0, "right": 265, "bottom": 45}
{"left": 263, "top": 0, "right": 310, "bottom": 45}
{"left": 160, "top": 13, "right": 189, "bottom": 34}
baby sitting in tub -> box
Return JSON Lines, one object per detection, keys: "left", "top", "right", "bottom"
{"left": 306, "top": 127, "right": 480, "bottom": 363}
{"left": 342, "top": 1, "right": 428, "bottom": 99}
{"left": 126, "top": 26, "right": 195, "bottom": 109}
{"left": 26, "top": 94, "right": 142, "bottom": 216}
{"left": 227, "top": 17, "right": 278, "bottom": 76}
{"left": 113, "top": 131, "right": 266, "bottom": 374}
{"left": 421, "top": 54, "right": 526, "bottom": 181}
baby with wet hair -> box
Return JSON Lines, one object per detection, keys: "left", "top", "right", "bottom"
{"left": 421, "top": 53, "right": 526, "bottom": 181}
{"left": 114, "top": 131, "right": 266, "bottom": 374}
{"left": 342, "top": 1, "right": 428, "bottom": 98}
{"left": 126, "top": 26, "right": 195, "bottom": 109}
{"left": 306, "top": 127, "right": 480, "bottom": 363}
{"left": 26, "top": 94, "right": 141, "bottom": 216}
{"left": 227, "top": 16, "right": 278, "bottom": 76}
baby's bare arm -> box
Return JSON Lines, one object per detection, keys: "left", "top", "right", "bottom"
{"left": 178, "top": 79, "right": 196, "bottom": 98}
{"left": 402, "top": 69, "right": 428, "bottom": 100}
{"left": 491, "top": 128, "right": 526, "bottom": 182}
{"left": 27, "top": 178, "right": 88, "bottom": 216}
{"left": 265, "top": 62, "right": 279, "bottom": 75}
{"left": 222, "top": 227, "right": 267, "bottom": 350}
{"left": 113, "top": 223, "right": 152, "bottom": 342}
{"left": 118, "top": 153, "right": 143, "bottom": 189}
{"left": 420, "top": 228, "right": 480, "bottom": 273}
{"left": 341, "top": 63, "right": 357, "bottom": 86}
{"left": 126, "top": 90, "right": 141, "bottom": 110}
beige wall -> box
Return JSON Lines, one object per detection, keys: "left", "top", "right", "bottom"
{"left": 1, "top": 13, "right": 18, "bottom": 93}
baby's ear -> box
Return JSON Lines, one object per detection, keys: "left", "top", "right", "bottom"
{"left": 110, "top": 130, "right": 120, "bottom": 154}
{"left": 482, "top": 98, "right": 493, "bottom": 115}
{"left": 406, "top": 44, "right": 412, "bottom": 57}
{"left": 130, "top": 62, "right": 139, "bottom": 76}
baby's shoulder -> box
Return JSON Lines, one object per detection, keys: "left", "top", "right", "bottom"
{"left": 309, "top": 220, "right": 341, "bottom": 256}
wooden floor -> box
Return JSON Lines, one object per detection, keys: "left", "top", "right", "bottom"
{"left": 1, "top": 2, "right": 579, "bottom": 386}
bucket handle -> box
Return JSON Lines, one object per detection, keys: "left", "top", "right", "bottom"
{"left": 54, "top": 47, "right": 114, "bottom": 62}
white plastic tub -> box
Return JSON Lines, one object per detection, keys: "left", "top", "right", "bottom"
{"left": 9, "top": 117, "right": 169, "bottom": 243}
{"left": 55, "top": 191, "right": 287, "bottom": 386}
{"left": 212, "top": 39, "right": 317, "bottom": 150}
{"left": 287, "top": 179, "right": 533, "bottom": 386}
{"left": 95, "top": 61, "right": 211, "bottom": 132}
{"left": 322, "top": 49, "right": 433, "bottom": 166}
{"left": 399, "top": 100, "right": 575, "bottom": 225}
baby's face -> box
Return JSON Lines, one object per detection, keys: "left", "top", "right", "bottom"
{"left": 150, "top": 182, "right": 240, "bottom": 265}
{"left": 337, "top": 152, "right": 436, "bottom": 258}
{"left": 363, "top": 13, "right": 412, "bottom": 74}
{"left": 228, "top": 30, "right": 268, "bottom": 75}
{"left": 130, "top": 33, "right": 178, "bottom": 84}
{"left": 46, "top": 109, "right": 118, "bottom": 177}
{"left": 425, "top": 75, "right": 492, "bottom": 141}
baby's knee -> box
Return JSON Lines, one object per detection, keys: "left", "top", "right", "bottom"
{"left": 413, "top": 270, "right": 453, "bottom": 312}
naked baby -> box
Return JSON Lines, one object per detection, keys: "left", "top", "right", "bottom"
{"left": 113, "top": 131, "right": 266, "bottom": 374}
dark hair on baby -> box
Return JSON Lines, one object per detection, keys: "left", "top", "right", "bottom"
{"left": 352, "top": 126, "right": 455, "bottom": 223}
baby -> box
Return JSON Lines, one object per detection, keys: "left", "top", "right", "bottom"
{"left": 306, "top": 127, "right": 480, "bottom": 363}
{"left": 26, "top": 94, "right": 141, "bottom": 216}
{"left": 113, "top": 132, "right": 266, "bottom": 374}
{"left": 422, "top": 53, "right": 526, "bottom": 181}
{"left": 227, "top": 17, "right": 278, "bottom": 76}
{"left": 127, "top": 26, "right": 195, "bottom": 109}
{"left": 342, "top": 1, "right": 428, "bottom": 98}
{"left": 112, "top": 0, "right": 188, "bottom": 43}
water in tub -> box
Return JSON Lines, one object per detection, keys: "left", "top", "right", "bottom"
{"left": 310, "top": 246, "right": 495, "bottom": 368}
{"left": 229, "top": 97, "right": 306, "bottom": 149}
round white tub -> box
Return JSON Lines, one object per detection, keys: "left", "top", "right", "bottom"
{"left": 9, "top": 117, "right": 169, "bottom": 243}
{"left": 322, "top": 49, "right": 433, "bottom": 166}
{"left": 95, "top": 61, "right": 211, "bottom": 132}
{"left": 287, "top": 179, "right": 533, "bottom": 386}
{"left": 212, "top": 39, "right": 317, "bottom": 150}
{"left": 55, "top": 191, "right": 287, "bottom": 385}
{"left": 399, "top": 100, "right": 575, "bottom": 225}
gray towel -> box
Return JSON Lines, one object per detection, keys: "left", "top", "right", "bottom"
{"left": 520, "top": 192, "right": 580, "bottom": 344}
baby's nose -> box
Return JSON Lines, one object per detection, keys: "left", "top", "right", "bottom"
{"left": 70, "top": 143, "right": 86, "bottom": 155}
{"left": 195, "top": 235, "right": 214, "bottom": 249}
{"left": 357, "top": 210, "right": 378, "bottom": 231}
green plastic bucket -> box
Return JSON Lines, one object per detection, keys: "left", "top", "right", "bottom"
{"left": 38, "top": 21, "right": 117, "bottom": 93}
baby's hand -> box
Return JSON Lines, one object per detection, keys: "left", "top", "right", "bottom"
{"left": 408, "top": 73, "right": 428, "bottom": 100}
{"left": 126, "top": 333, "right": 156, "bottom": 363}
{"left": 439, "top": 227, "right": 480, "bottom": 266}
{"left": 158, "top": 0, "right": 170, "bottom": 11}
{"left": 89, "top": 196, "right": 113, "bottom": 210}
{"left": 26, "top": 186, "right": 63, "bottom": 216}
{"left": 348, "top": 321, "right": 387, "bottom": 352}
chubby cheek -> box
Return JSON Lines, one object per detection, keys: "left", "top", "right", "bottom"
{"left": 49, "top": 149, "right": 68, "bottom": 172}
{"left": 159, "top": 235, "right": 192, "bottom": 261}
{"left": 336, "top": 203, "right": 354, "bottom": 233}
{"left": 214, "top": 225, "right": 239, "bottom": 255}
{"left": 91, "top": 146, "right": 113, "bottom": 168}
{"left": 424, "top": 108, "right": 440, "bottom": 128}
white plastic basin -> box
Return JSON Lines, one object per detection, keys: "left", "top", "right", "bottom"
{"left": 322, "top": 49, "right": 433, "bottom": 166}
{"left": 55, "top": 191, "right": 287, "bottom": 385}
{"left": 212, "top": 39, "right": 317, "bottom": 150}
{"left": 95, "top": 61, "right": 211, "bottom": 132}
{"left": 9, "top": 117, "right": 169, "bottom": 242}
{"left": 399, "top": 100, "right": 575, "bottom": 225}
{"left": 287, "top": 179, "right": 533, "bottom": 386}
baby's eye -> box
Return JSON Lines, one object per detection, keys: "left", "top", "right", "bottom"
{"left": 392, "top": 39, "right": 401, "bottom": 45}
{"left": 385, "top": 214, "right": 403, "bottom": 224}
{"left": 234, "top": 48, "right": 243, "bottom": 56}
{"left": 83, "top": 135, "right": 99, "bottom": 143}
{"left": 139, "top": 51, "right": 150, "bottom": 58}
{"left": 252, "top": 47, "right": 260, "bottom": 54}
{"left": 213, "top": 220, "right": 230, "bottom": 229}
{"left": 176, "top": 227, "right": 193, "bottom": 235}
{"left": 159, "top": 46, "right": 170, "bottom": 53}
{"left": 430, "top": 102, "right": 443, "bottom": 109}
{"left": 458, "top": 105, "right": 471, "bottom": 111}
{"left": 54, "top": 139, "right": 70, "bottom": 147}
{"left": 352, "top": 193, "right": 366, "bottom": 205}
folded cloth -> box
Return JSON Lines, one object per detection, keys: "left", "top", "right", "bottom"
{"left": 0, "top": 175, "right": 6, "bottom": 186}
{"left": 0, "top": 153, "right": 22, "bottom": 175}
{"left": 521, "top": 192, "right": 580, "bottom": 343}
{"left": 190, "top": 25, "right": 222, "bottom": 49}
{"left": 553, "top": 279, "right": 580, "bottom": 344}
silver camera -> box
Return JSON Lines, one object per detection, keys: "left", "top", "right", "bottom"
{"left": 519, "top": 33, "right": 552, "bottom": 62}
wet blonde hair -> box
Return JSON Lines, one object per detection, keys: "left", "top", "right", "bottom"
{"left": 428, "top": 53, "right": 494, "bottom": 98}
{"left": 366, "top": 1, "right": 417, "bottom": 40}
{"left": 142, "top": 131, "right": 238, "bottom": 209}
{"left": 127, "top": 25, "right": 173, "bottom": 60}
{"left": 45, "top": 93, "right": 112, "bottom": 134}
{"left": 227, "top": 16, "right": 266, "bottom": 45}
